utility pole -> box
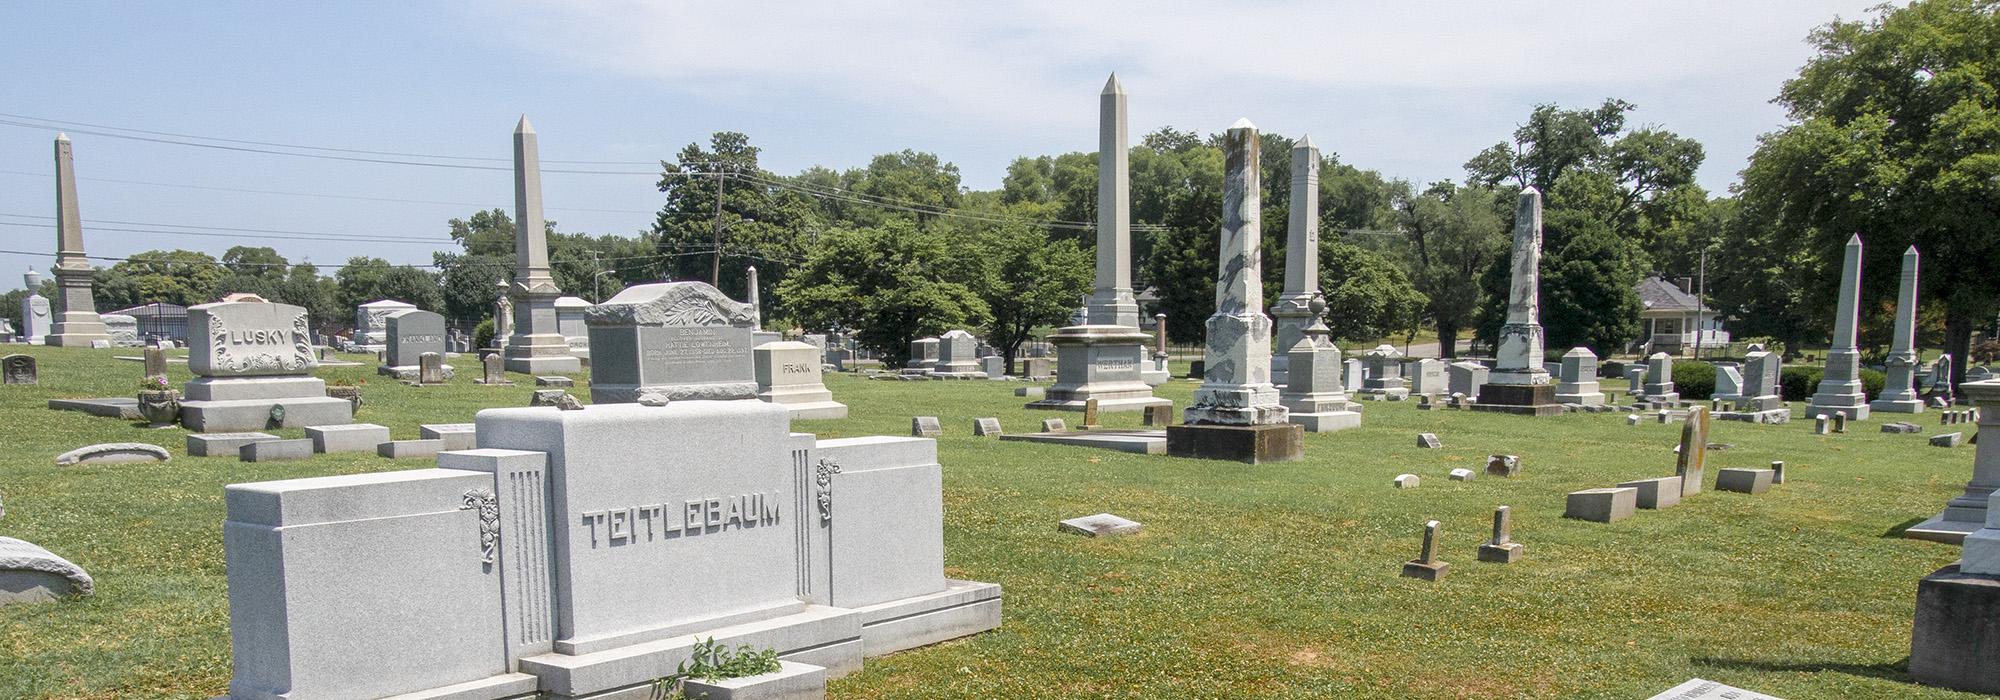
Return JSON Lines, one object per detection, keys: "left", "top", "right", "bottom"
{"left": 1694, "top": 248, "right": 1707, "bottom": 359}
{"left": 711, "top": 172, "right": 726, "bottom": 286}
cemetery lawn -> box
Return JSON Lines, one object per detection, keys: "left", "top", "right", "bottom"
{"left": 0, "top": 345, "right": 1983, "bottom": 699}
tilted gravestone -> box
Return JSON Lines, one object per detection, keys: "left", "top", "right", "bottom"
{"left": 1675, "top": 406, "right": 1711, "bottom": 496}
{"left": 912, "top": 416, "right": 942, "bottom": 437}
{"left": 585, "top": 282, "right": 759, "bottom": 404}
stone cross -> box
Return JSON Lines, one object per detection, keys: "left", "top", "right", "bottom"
{"left": 1808, "top": 234, "right": 1869, "bottom": 420}
{"left": 1272, "top": 135, "right": 1322, "bottom": 378}
{"left": 1872, "top": 246, "right": 1923, "bottom": 413}
{"left": 1676, "top": 405, "right": 1710, "bottom": 496}
{"left": 1489, "top": 187, "right": 1548, "bottom": 385}
{"left": 1186, "top": 118, "right": 1284, "bottom": 426}
{"left": 503, "top": 116, "right": 580, "bottom": 374}
{"left": 1085, "top": 74, "right": 1139, "bottom": 329}
{"left": 45, "top": 133, "right": 109, "bottom": 347}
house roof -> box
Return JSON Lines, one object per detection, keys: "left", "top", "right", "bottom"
{"left": 1635, "top": 276, "right": 1711, "bottom": 314}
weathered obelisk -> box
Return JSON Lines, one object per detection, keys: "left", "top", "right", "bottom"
{"left": 1872, "top": 246, "right": 1925, "bottom": 413}
{"left": 1026, "top": 74, "right": 1168, "bottom": 413}
{"left": 503, "top": 116, "right": 582, "bottom": 374}
{"left": 44, "top": 133, "right": 108, "bottom": 348}
{"left": 1167, "top": 119, "right": 1303, "bottom": 463}
{"left": 1472, "top": 187, "right": 1559, "bottom": 416}
{"left": 1808, "top": 234, "right": 1869, "bottom": 420}
{"left": 1270, "top": 136, "right": 1320, "bottom": 386}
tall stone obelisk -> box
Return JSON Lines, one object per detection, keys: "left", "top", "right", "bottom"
{"left": 1808, "top": 234, "right": 1869, "bottom": 420}
{"left": 45, "top": 133, "right": 108, "bottom": 348}
{"left": 1168, "top": 119, "right": 1302, "bottom": 463}
{"left": 503, "top": 116, "right": 581, "bottom": 374}
{"left": 1873, "top": 246, "right": 1924, "bottom": 413}
{"left": 1270, "top": 135, "right": 1321, "bottom": 386}
{"left": 1026, "top": 74, "right": 1168, "bottom": 413}
{"left": 1471, "top": 187, "right": 1560, "bottom": 416}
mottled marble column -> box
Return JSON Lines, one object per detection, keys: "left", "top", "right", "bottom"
{"left": 1185, "top": 119, "right": 1285, "bottom": 426}
{"left": 504, "top": 116, "right": 581, "bottom": 374}
{"left": 1488, "top": 187, "right": 1547, "bottom": 386}
{"left": 1808, "top": 234, "right": 1869, "bottom": 420}
{"left": 1271, "top": 135, "right": 1321, "bottom": 385}
{"left": 1873, "top": 246, "right": 1923, "bottom": 413}
{"left": 45, "top": 133, "right": 108, "bottom": 347}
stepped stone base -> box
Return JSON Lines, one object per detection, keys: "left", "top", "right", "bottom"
{"left": 1166, "top": 423, "right": 1303, "bottom": 464}
{"left": 1469, "top": 383, "right": 1563, "bottom": 417}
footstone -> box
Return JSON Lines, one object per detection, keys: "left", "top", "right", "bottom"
{"left": 1143, "top": 404, "right": 1173, "bottom": 427}
{"left": 46, "top": 397, "right": 139, "bottom": 420}
{"left": 1394, "top": 474, "right": 1419, "bottom": 489}
{"left": 0, "top": 536, "right": 94, "bottom": 606}
{"left": 1058, "top": 513, "right": 1141, "bottom": 537}
{"left": 1042, "top": 418, "right": 1066, "bottom": 432}
{"left": 1814, "top": 415, "right": 1830, "bottom": 435}
{"left": 305, "top": 423, "right": 391, "bottom": 454}
{"left": 187, "top": 432, "right": 278, "bottom": 458}
{"left": 420, "top": 423, "right": 478, "bottom": 451}
{"left": 1401, "top": 520, "right": 1447, "bottom": 581}
{"left": 1486, "top": 454, "right": 1520, "bottom": 478}
{"left": 1912, "top": 564, "right": 2000, "bottom": 694}
{"left": 1448, "top": 468, "right": 1474, "bottom": 482}
{"left": 1627, "top": 414, "right": 1642, "bottom": 426}
{"left": 1618, "top": 476, "right": 1683, "bottom": 509}
{"left": 1834, "top": 413, "right": 1848, "bottom": 433}
{"left": 1165, "top": 423, "right": 1303, "bottom": 464}
{"left": 376, "top": 439, "right": 443, "bottom": 459}
{"left": 1644, "top": 679, "right": 1785, "bottom": 700}
{"left": 240, "top": 438, "right": 313, "bottom": 462}
{"left": 680, "top": 660, "right": 827, "bottom": 700}
{"left": 535, "top": 375, "right": 572, "bottom": 388}
{"left": 1935, "top": 432, "right": 1965, "bottom": 447}
{"left": 1771, "top": 461, "right": 1786, "bottom": 484}
{"left": 54, "top": 442, "right": 170, "bottom": 466}
{"left": 1015, "top": 386, "right": 1045, "bottom": 399}
{"left": 1564, "top": 488, "right": 1636, "bottom": 523}
{"left": 1884, "top": 422, "right": 1922, "bottom": 434}
{"left": 1477, "top": 506, "right": 1523, "bottom": 564}
{"left": 973, "top": 418, "right": 1002, "bottom": 437}
{"left": 1716, "top": 468, "right": 1775, "bottom": 495}
{"left": 1417, "top": 433, "right": 1441, "bottom": 449}
{"left": 912, "top": 416, "right": 942, "bottom": 438}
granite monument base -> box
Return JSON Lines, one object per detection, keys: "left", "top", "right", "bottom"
{"left": 1165, "top": 423, "right": 1303, "bottom": 464}
{"left": 1469, "top": 383, "right": 1563, "bottom": 417}
{"left": 1913, "top": 564, "right": 2000, "bottom": 694}
{"left": 1026, "top": 325, "right": 1170, "bottom": 413}
{"left": 998, "top": 429, "right": 1166, "bottom": 455}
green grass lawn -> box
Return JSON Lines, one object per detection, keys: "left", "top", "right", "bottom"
{"left": 0, "top": 344, "right": 1983, "bottom": 699}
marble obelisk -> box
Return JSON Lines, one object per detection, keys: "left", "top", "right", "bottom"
{"left": 746, "top": 265, "right": 762, "bottom": 331}
{"left": 1026, "top": 74, "right": 1167, "bottom": 413}
{"left": 1872, "top": 246, "right": 1924, "bottom": 413}
{"left": 1808, "top": 234, "right": 1869, "bottom": 420}
{"left": 503, "top": 116, "right": 581, "bottom": 374}
{"left": 1472, "top": 187, "right": 1559, "bottom": 415}
{"left": 1270, "top": 135, "right": 1321, "bottom": 386}
{"left": 44, "top": 133, "right": 108, "bottom": 347}
{"left": 1184, "top": 119, "right": 1285, "bottom": 427}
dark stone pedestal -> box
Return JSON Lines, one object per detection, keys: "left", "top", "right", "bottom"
{"left": 1469, "top": 383, "right": 1563, "bottom": 417}
{"left": 1913, "top": 564, "right": 2000, "bottom": 694}
{"left": 1400, "top": 560, "right": 1448, "bottom": 581}
{"left": 1166, "top": 423, "right": 1303, "bottom": 464}
{"left": 1187, "top": 360, "right": 1206, "bottom": 380}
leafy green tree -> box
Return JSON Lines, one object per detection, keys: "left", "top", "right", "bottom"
{"left": 222, "top": 246, "right": 289, "bottom": 278}
{"left": 336, "top": 257, "right": 441, "bottom": 312}
{"left": 103, "top": 250, "right": 225, "bottom": 307}
{"left": 1473, "top": 197, "right": 1646, "bottom": 355}
{"left": 1392, "top": 181, "right": 1506, "bottom": 357}
{"left": 654, "top": 132, "right": 821, "bottom": 310}
{"left": 776, "top": 222, "right": 990, "bottom": 366}
{"left": 1733, "top": 0, "right": 2000, "bottom": 383}
{"left": 965, "top": 223, "right": 1092, "bottom": 373}
{"left": 1318, "top": 240, "right": 1428, "bottom": 343}
{"left": 270, "top": 262, "right": 342, "bottom": 333}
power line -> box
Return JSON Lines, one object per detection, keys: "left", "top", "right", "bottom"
{"left": 0, "top": 112, "right": 660, "bottom": 165}
{"left": 0, "top": 212, "right": 456, "bottom": 243}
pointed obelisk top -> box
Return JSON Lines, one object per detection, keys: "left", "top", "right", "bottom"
{"left": 56, "top": 132, "right": 69, "bottom": 143}
{"left": 1102, "top": 73, "right": 1123, "bottom": 95}
{"left": 1230, "top": 117, "right": 1256, "bottom": 130}
{"left": 1906, "top": 244, "right": 1919, "bottom": 256}
{"left": 1848, "top": 232, "right": 1862, "bottom": 246}
{"left": 1296, "top": 133, "right": 1314, "bottom": 149}
{"left": 516, "top": 114, "right": 534, "bottom": 134}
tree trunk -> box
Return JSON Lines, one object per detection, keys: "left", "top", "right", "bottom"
{"left": 1436, "top": 323, "right": 1458, "bottom": 359}
{"left": 1946, "top": 313, "right": 1972, "bottom": 398}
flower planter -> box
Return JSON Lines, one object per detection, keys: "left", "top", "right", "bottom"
{"left": 136, "top": 389, "right": 181, "bottom": 427}
{"left": 326, "top": 386, "right": 363, "bottom": 412}
{"left": 677, "top": 661, "right": 826, "bottom": 700}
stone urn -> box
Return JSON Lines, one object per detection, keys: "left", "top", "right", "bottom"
{"left": 326, "top": 385, "right": 362, "bottom": 412}
{"left": 136, "top": 389, "right": 181, "bottom": 427}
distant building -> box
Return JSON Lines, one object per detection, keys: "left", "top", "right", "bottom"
{"left": 107, "top": 302, "right": 188, "bottom": 344}
{"left": 1636, "top": 276, "right": 1728, "bottom": 355}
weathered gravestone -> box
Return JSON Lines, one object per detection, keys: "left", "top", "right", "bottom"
{"left": 143, "top": 346, "right": 168, "bottom": 383}
{"left": 1447, "top": 361, "right": 1489, "bottom": 401}
{"left": 1477, "top": 506, "right": 1523, "bottom": 564}
{"left": 754, "top": 340, "right": 847, "bottom": 419}
{"left": 218, "top": 399, "right": 1001, "bottom": 699}
{"left": 1416, "top": 433, "right": 1441, "bottom": 449}
{"left": 584, "top": 282, "right": 759, "bottom": 404}
{"left": 178, "top": 301, "right": 352, "bottom": 432}
{"left": 0, "top": 535, "right": 93, "bottom": 607}
{"left": 1406, "top": 358, "right": 1447, "bottom": 397}
{"left": 1553, "top": 347, "right": 1604, "bottom": 406}
{"left": 477, "top": 353, "right": 509, "bottom": 385}
{"left": 353, "top": 299, "right": 415, "bottom": 350}
{"left": 378, "top": 309, "right": 451, "bottom": 381}
{"left": 1644, "top": 678, "right": 1786, "bottom": 700}
{"left": 2, "top": 354, "right": 35, "bottom": 385}
{"left": 1676, "top": 406, "right": 1711, "bottom": 496}
{"left": 418, "top": 352, "right": 448, "bottom": 385}
{"left": 907, "top": 337, "right": 940, "bottom": 369}
{"left": 1643, "top": 352, "right": 1679, "bottom": 404}
{"left": 1400, "top": 520, "right": 1447, "bottom": 581}
{"left": 912, "top": 416, "right": 942, "bottom": 437}
{"left": 973, "top": 417, "right": 1002, "bottom": 436}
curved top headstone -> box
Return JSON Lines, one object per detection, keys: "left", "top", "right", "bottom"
{"left": 585, "top": 282, "right": 759, "bottom": 403}
{"left": 586, "top": 282, "right": 757, "bottom": 328}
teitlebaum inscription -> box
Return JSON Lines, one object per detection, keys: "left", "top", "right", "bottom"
{"left": 579, "top": 493, "right": 781, "bottom": 547}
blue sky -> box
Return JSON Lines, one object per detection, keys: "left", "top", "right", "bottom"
{"left": 0, "top": 1, "right": 1888, "bottom": 291}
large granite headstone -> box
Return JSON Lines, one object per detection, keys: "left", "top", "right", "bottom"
{"left": 554, "top": 295, "right": 592, "bottom": 362}
{"left": 932, "top": 329, "right": 983, "bottom": 376}
{"left": 380, "top": 309, "right": 449, "bottom": 379}
{"left": 101, "top": 313, "right": 139, "bottom": 346}
{"left": 354, "top": 299, "right": 415, "bottom": 350}
{"left": 180, "top": 301, "right": 353, "bottom": 432}
{"left": 585, "top": 281, "right": 759, "bottom": 404}
{"left": 1447, "top": 361, "right": 1490, "bottom": 401}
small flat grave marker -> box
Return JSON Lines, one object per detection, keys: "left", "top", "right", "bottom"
{"left": 1058, "top": 513, "right": 1141, "bottom": 537}
{"left": 1416, "top": 433, "right": 1441, "bottom": 449}
{"left": 1644, "top": 678, "right": 1785, "bottom": 700}
{"left": 1393, "top": 474, "right": 1419, "bottom": 489}
{"left": 1448, "top": 468, "right": 1474, "bottom": 482}
{"left": 1041, "top": 418, "right": 1066, "bottom": 433}
{"left": 1933, "top": 432, "right": 1964, "bottom": 448}
{"left": 912, "top": 416, "right": 942, "bottom": 438}
{"left": 973, "top": 417, "right": 1002, "bottom": 437}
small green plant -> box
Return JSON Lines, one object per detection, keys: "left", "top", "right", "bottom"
{"left": 138, "top": 375, "right": 171, "bottom": 392}
{"left": 648, "top": 637, "right": 783, "bottom": 699}
{"left": 329, "top": 377, "right": 362, "bottom": 387}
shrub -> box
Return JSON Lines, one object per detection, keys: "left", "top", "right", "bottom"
{"left": 1671, "top": 361, "right": 1715, "bottom": 400}
{"left": 1779, "top": 365, "right": 1885, "bottom": 401}
{"left": 1601, "top": 360, "right": 1628, "bottom": 382}
{"left": 474, "top": 318, "right": 494, "bottom": 350}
